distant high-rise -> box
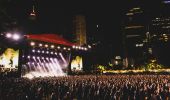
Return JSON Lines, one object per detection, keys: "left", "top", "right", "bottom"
{"left": 123, "top": 7, "right": 147, "bottom": 67}
{"left": 73, "top": 15, "right": 87, "bottom": 45}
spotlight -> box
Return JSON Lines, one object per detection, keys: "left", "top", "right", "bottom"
{"left": 63, "top": 47, "right": 66, "bottom": 50}
{"left": 46, "top": 51, "right": 49, "bottom": 54}
{"left": 37, "top": 50, "right": 40, "bottom": 53}
{"left": 46, "top": 57, "right": 49, "bottom": 59}
{"left": 37, "top": 56, "right": 40, "bottom": 59}
{"left": 42, "top": 51, "right": 45, "bottom": 53}
{"left": 57, "top": 46, "right": 61, "bottom": 49}
{"left": 78, "top": 46, "right": 81, "bottom": 49}
{"left": 84, "top": 48, "right": 88, "bottom": 51}
{"left": 32, "top": 62, "right": 34, "bottom": 65}
{"left": 72, "top": 45, "right": 75, "bottom": 48}
{"left": 45, "top": 44, "right": 48, "bottom": 47}
{"left": 55, "top": 52, "right": 57, "bottom": 55}
{"left": 27, "top": 56, "right": 30, "bottom": 59}
{"left": 33, "top": 56, "right": 35, "bottom": 59}
{"left": 13, "top": 34, "right": 20, "bottom": 40}
{"left": 51, "top": 52, "right": 54, "bottom": 54}
{"left": 59, "top": 53, "right": 62, "bottom": 55}
{"left": 30, "top": 42, "right": 35, "bottom": 46}
{"left": 42, "top": 57, "right": 44, "bottom": 59}
{"left": 68, "top": 48, "right": 71, "bottom": 51}
{"left": 88, "top": 45, "right": 92, "bottom": 48}
{"left": 39, "top": 43, "right": 43, "bottom": 47}
{"left": 51, "top": 45, "right": 55, "bottom": 48}
{"left": 6, "top": 33, "right": 12, "bottom": 38}
{"left": 32, "top": 49, "right": 35, "bottom": 52}
{"left": 76, "top": 46, "right": 78, "bottom": 49}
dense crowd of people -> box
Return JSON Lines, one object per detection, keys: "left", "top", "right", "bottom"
{"left": 1, "top": 75, "right": 170, "bottom": 100}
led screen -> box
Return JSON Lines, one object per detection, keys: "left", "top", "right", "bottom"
{"left": 71, "top": 56, "right": 83, "bottom": 71}
{"left": 0, "top": 48, "right": 19, "bottom": 72}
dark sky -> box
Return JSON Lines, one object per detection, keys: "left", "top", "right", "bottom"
{"left": 5, "top": 0, "right": 164, "bottom": 56}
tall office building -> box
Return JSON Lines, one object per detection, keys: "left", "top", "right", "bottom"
{"left": 123, "top": 7, "right": 147, "bottom": 68}
{"left": 73, "top": 15, "right": 87, "bottom": 46}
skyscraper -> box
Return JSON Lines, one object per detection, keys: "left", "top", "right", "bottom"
{"left": 73, "top": 15, "right": 87, "bottom": 46}
{"left": 123, "top": 7, "right": 147, "bottom": 68}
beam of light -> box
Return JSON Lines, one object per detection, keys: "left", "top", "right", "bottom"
{"left": 59, "top": 53, "right": 67, "bottom": 67}
{"left": 23, "top": 54, "right": 68, "bottom": 79}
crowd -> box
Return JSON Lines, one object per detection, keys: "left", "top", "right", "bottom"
{"left": 1, "top": 75, "right": 170, "bottom": 100}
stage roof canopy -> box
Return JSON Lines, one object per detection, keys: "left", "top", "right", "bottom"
{"left": 25, "top": 34, "right": 76, "bottom": 46}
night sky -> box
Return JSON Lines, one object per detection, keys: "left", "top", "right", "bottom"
{"left": 4, "top": 0, "right": 165, "bottom": 56}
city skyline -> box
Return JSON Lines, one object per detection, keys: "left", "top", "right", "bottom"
{"left": 1, "top": 0, "right": 170, "bottom": 57}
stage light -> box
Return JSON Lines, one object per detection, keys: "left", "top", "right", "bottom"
{"left": 6, "top": 33, "right": 12, "bottom": 38}
{"left": 76, "top": 46, "right": 78, "bottom": 49}
{"left": 55, "top": 52, "right": 57, "bottom": 55}
{"left": 30, "top": 42, "right": 35, "bottom": 46}
{"left": 72, "top": 45, "right": 76, "bottom": 48}
{"left": 80, "top": 47, "right": 83, "bottom": 50}
{"left": 88, "top": 45, "right": 92, "bottom": 48}
{"left": 78, "top": 46, "right": 81, "bottom": 49}
{"left": 45, "top": 44, "right": 48, "bottom": 47}
{"left": 13, "top": 34, "right": 20, "bottom": 40}
{"left": 59, "top": 53, "right": 62, "bottom": 55}
{"left": 37, "top": 57, "right": 40, "bottom": 59}
{"left": 42, "top": 51, "right": 45, "bottom": 53}
{"left": 46, "top": 57, "right": 49, "bottom": 59}
{"left": 39, "top": 43, "right": 43, "bottom": 47}
{"left": 33, "top": 56, "right": 35, "bottom": 59}
{"left": 32, "top": 62, "right": 34, "bottom": 65}
{"left": 27, "top": 56, "right": 30, "bottom": 59}
{"left": 84, "top": 48, "right": 88, "bottom": 51}
{"left": 57, "top": 46, "right": 60, "bottom": 49}
{"left": 51, "top": 45, "right": 55, "bottom": 48}
{"left": 68, "top": 48, "right": 71, "bottom": 51}
{"left": 32, "top": 49, "right": 35, "bottom": 52}
{"left": 42, "top": 57, "right": 44, "bottom": 59}
{"left": 37, "top": 50, "right": 40, "bottom": 53}
{"left": 46, "top": 51, "right": 49, "bottom": 54}
{"left": 63, "top": 47, "right": 66, "bottom": 50}
{"left": 51, "top": 52, "right": 54, "bottom": 54}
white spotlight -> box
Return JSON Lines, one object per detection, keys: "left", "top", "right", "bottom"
{"left": 72, "top": 45, "right": 75, "bottom": 48}
{"left": 57, "top": 46, "right": 61, "bottom": 49}
{"left": 32, "top": 49, "right": 35, "bottom": 52}
{"left": 30, "top": 42, "right": 35, "bottom": 46}
{"left": 88, "top": 45, "right": 92, "bottom": 48}
{"left": 42, "top": 57, "right": 44, "bottom": 59}
{"left": 51, "top": 45, "right": 55, "bottom": 48}
{"left": 6, "top": 33, "right": 12, "bottom": 38}
{"left": 27, "top": 56, "right": 30, "bottom": 59}
{"left": 42, "top": 51, "right": 45, "bottom": 53}
{"left": 39, "top": 43, "right": 43, "bottom": 47}
{"left": 63, "top": 47, "right": 66, "bottom": 50}
{"left": 46, "top": 51, "right": 49, "bottom": 54}
{"left": 37, "top": 57, "right": 40, "bottom": 59}
{"left": 37, "top": 50, "right": 40, "bottom": 53}
{"left": 51, "top": 52, "right": 54, "bottom": 54}
{"left": 68, "top": 48, "right": 71, "bottom": 51}
{"left": 84, "top": 48, "right": 87, "bottom": 51}
{"left": 33, "top": 56, "right": 35, "bottom": 59}
{"left": 55, "top": 52, "right": 57, "bottom": 55}
{"left": 13, "top": 34, "right": 20, "bottom": 40}
{"left": 45, "top": 44, "right": 48, "bottom": 47}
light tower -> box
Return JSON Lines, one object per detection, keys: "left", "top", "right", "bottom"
{"left": 29, "top": 5, "right": 36, "bottom": 20}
